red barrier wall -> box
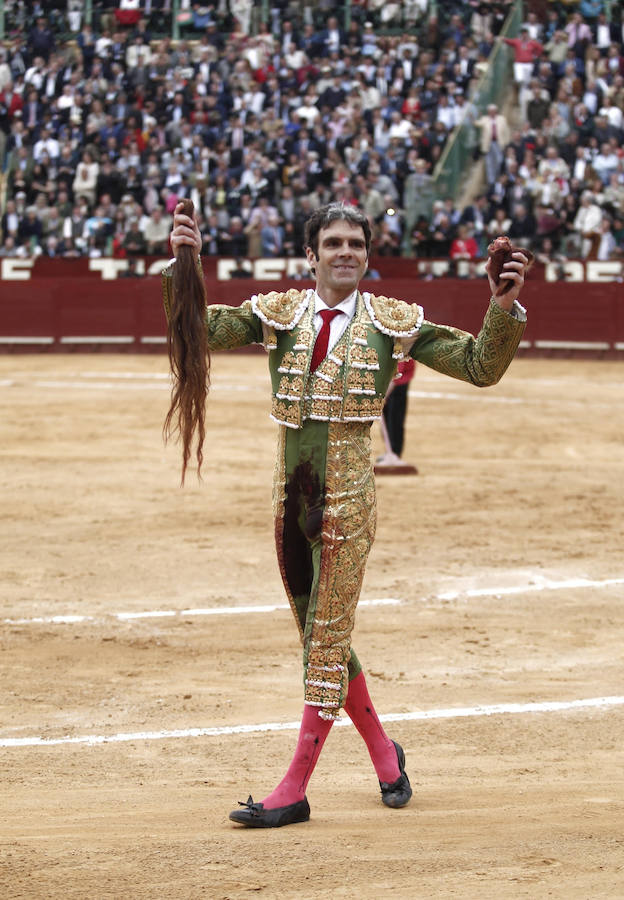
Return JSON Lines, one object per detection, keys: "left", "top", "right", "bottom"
{"left": 1, "top": 265, "right": 623, "bottom": 357}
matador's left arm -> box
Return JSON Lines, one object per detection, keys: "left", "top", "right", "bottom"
{"left": 409, "top": 299, "right": 526, "bottom": 387}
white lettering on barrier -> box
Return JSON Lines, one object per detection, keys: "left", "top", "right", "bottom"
{"left": 253, "top": 258, "right": 287, "bottom": 280}
{"left": 545, "top": 261, "right": 623, "bottom": 282}
{"left": 586, "top": 261, "right": 623, "bottom": 283}
{"left": 545, "top": 261, "right": 585, "bottom": 282}
{"left": 89, "top": 259, "right": 129, "bottom": 280}
{"left": 217, "top": 258, "right": 300, "bottom": 280}
{"left": 1, "top": 258, "right": 34, "bottom": 280}
{"left": 216, "top": 259, "right": 239, "bottom": 279}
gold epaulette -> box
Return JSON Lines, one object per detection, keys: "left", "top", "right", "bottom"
{"left": 362, "top": 292, "right": 424, "bottom": 338}
{"left": 251, "top": 288, "right": 311, "bottom": 330}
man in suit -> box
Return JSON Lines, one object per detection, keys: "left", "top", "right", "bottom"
{"left": 260, "top": 210, "right": 285, "bottom": 257}
{"left": 318, "top": 16, "right": 346, "bottom": 57}
{"left": 594, "top": 12, "right": 620, "bottom": 55}
{"left": 226, "top": 114, "right": 253, "bottom": 169}
{"left": 163, "top": 202, "right": 530, "bottom": 829}
{"left": 477, "top": 104, "right": 511, "bottom": 186}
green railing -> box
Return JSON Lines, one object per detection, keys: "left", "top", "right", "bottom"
{"left": 430, "top": 0, "right": 524, "bottom": 206}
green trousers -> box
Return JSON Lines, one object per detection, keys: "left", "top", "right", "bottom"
{"left": 273, "top": 419, "right": 377, "bottom": 719}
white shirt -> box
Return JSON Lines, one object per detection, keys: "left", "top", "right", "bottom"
{"left": 313, "top": 289, "right": 357, "bottom": 354}
{"left": 596, "top": 23, "right": 611, "bottom": 49}
{"left": 597, "top": 231, "right": 615, "bottom": 261}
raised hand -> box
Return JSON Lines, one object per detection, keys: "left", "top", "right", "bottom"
{"left": 170, "top": 201, "right": 202, "bottom": 257}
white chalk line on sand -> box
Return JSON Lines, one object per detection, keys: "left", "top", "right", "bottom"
{"left": 3, "top": 575, "right": 623, "bottom": 627}
{"left": 2, "top": 696, "right": 623, "bottom": 749}
{"left": 437, "top": 575, "right": 624, "bottom": 601}
{"left": 1, "top": 597, "right": 401, "bottom": 626}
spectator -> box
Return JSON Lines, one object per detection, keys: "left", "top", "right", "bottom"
{"left": 592, "top": 142, "right": 620, "bottom": 185}
{"left": 33, "top": 127, "right": 60, "bottom": 165}
{"left": 120, "top": 257, "right": 143, "bottom": 277}
{"left": 229, "top": 257, "right": 253, "bottom": 278}
{"left": 596, "top": 218, "right": 617, "bottom": 260}
{"left": 83, "top": 206, "right": 114, "bottom": 252}
{"left": 144, "top": 207, "right": 172, "bottom": 255}
{"left": 0, "top": 235, "right": 18, "bottom": 257}
{"left": 18, "top": 209, "right": 43, "bottom": 249}
{"left": 28, "top": 17, "right": 55, "bottom": 63}
{"left": 0, "top": 81, "right": 24, "bottom": 129}
{"left": 604, "top": 174, "right": 624, "bottom": 217}
{"left": 450, "top": 223, "right": 479, "bottom": 260}
{"left": 477, "top": 104, "right": 511, "bottom": 186}
{"left": 1, "top": 198, "right": 20, "bottom": 241}
{"left": 508, "top": 202, "right": 537, "bottom": 250}
{"left": 502, "top": 27, "right": 544, "bottom": 89}
{"left": 72, "top": 150, "right": 99, "bottom": 207}
{"left": 565, "top": 12, "right": 593, "bottom": 59}
{"left": 487, "top": 206, "right": 512, "bottom": 241}
{"left": 261, "top": 211, "right": 285, "bottom": 258}
{"left": 459, "top": 194, "right": 489, "bottom": 254}
{"left": 573, "top": 190, "right": 603, "bottom": 258}
{"left": 123, "top": 218, "right": 147, "bottom": 257}
{"left": 429, "top": 212, "right": 454, "bottom": 257}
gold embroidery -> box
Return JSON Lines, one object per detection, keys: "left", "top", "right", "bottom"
{"left": 277, "top": 375, "right": 305, "bottom": 398}
{"left": 312, "top": 379, "right": 332, "bottom": 396}
{"left": 365, "top": 346, "right": 379, "bottom": 367}
{"left": 255, "top": 288, "right": 309, "bottom": 328}
{"left": 271, "top": 398, "right": 301, "bottom": 427}
{"left": 351, "top": 323, "right": 369, "bottom": 342}
{"left": 348, "top": 344, "right": 380, "bottom": 370}
{"left": 346, "top": 369, "right": 376, "bottom": 393}
{"left": 342, "top": 395, "right": 384, "bottom": 419}
{"left": 295, "top": 329, "right": 314, "bottom": 348}
{"left": 303, "top": 422, "right": 377, "bottom": 710}
{"left": 349, "top": 344, "right": 367, "bottom": 366}
{"left": 309, "top": 396, "right": 331, "bottom": 418}
{"left": 426, "top": 301, "right": 525, "bottom": 386}
{"left": 366, "top": 293, "right": 423, "bottom": 335}
{"left": 290, "top": 376, "right": 304, "bottom": 396}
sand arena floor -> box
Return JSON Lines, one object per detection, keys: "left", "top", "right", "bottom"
{"left": 1, "top": 352, "right": 623, "bottom": 899}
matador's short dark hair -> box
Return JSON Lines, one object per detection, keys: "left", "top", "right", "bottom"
{"left": 303, "top": 203, "right": 372, "bottom": 258}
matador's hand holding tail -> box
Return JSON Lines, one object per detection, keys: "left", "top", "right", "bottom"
{"left": 170, "top": 199, "right": 203, "bottom": 257}
{"left": 163, "top": 199, "right": 210, "bottom": 483}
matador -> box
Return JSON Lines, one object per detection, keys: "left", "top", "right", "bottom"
{"left": 163, "top": 202, "right": 529, "bottom": 828}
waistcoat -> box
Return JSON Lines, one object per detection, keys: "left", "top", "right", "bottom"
{"left": 252, "top": 288, "right": 424, "bottom": 429}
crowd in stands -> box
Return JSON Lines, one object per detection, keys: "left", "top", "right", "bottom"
{"left": 0, "top": 0, "right": 623, "bottom": 268}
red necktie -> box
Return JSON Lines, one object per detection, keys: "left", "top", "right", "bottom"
{"left": 310, "top": 308, "right": 343, "bottom": 373}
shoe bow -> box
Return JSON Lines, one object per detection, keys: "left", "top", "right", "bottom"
{"left": 237, "top": 795, "right": 264, "bottom": 817}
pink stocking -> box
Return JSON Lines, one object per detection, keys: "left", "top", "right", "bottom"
{"left": 344, "top": 671, "right": 400, "bottom": 783}
{"left": 261, "top": 704, "right": 333, "bottom": 809}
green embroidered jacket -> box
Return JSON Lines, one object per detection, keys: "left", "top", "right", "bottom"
{"left": 162, "top": 268, "right": 526, "bottom": 429}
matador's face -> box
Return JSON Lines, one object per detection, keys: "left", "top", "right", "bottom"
{"left": 307, "top": 220, "right": 368, "bottom": 306}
